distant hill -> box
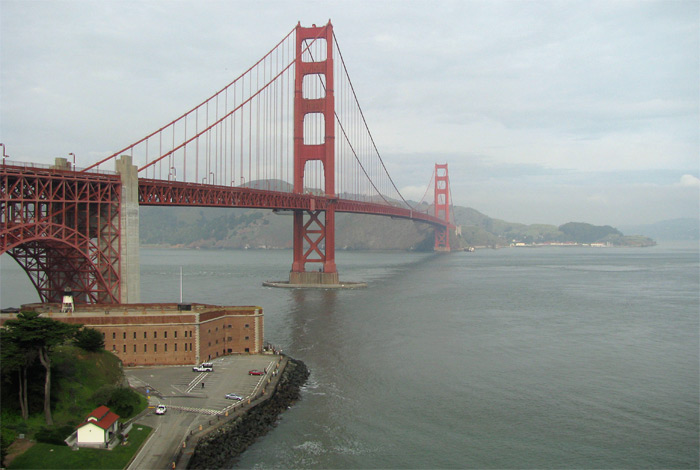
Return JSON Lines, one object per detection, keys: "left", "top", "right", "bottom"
{"left": 620, "top": 218, "right": 699, "bottom": 241}
{"left": 140, "top": 198, "right": 656, "bottom": 250}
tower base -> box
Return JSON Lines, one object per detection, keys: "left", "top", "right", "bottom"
{"left": 289, "top": 271, "right": 339, "bottom": 285}
{"left": 263, "top": 271, "right": 366, "bottom": 289}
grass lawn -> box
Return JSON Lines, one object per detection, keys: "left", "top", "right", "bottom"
{"left": 8, "top": 425, "right": 152, "bottom": 470}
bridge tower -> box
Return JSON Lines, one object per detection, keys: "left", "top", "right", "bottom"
{"left": 290, "top": 21, "right": 339, "bottom": 285}
{"left": 434, "top": 163, "right": 451, "bottom": 252}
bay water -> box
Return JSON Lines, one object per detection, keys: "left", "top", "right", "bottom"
{"left": 1, "top": 244, "right": 698, "bottom": 468}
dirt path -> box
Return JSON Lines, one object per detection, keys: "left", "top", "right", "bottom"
{"left": 3, "top": 438, "right": 35, "bottom": 467}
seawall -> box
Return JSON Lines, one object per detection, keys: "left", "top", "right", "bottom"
{"left": 184, "top": 356, "right": 309, "bottom": 469}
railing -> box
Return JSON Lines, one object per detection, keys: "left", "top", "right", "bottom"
{"left": 2, "top": 159, "right": 118, "bottom": 175}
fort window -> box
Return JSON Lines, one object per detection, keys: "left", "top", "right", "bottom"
{"left": 245, "top": 324, "right": 249, "bottom": 328}
{"left": 164, "top": 331, "right": 167, "bottom": 339}
{"left": 154, "top": 331, "right": 157, "bottom": 339}
{"left": 154, "top": 344, "right": 157, "bottom": 352}
{"left": 144, "top": 332, "right": 147, "bottom": 339}
{"left": 123, "top": 332, "right": 126, "bottom": 339}
{"left": 164, "top": 344, "right": 167, "bottom": 352}
{"left": 245, "top": 336, "right": 249, "bottom": 340}
{"left": 133, "top": 344, "right": 136, "bottom": 352}
{"left": 174, "top": 343, "right": 177, "bottom": 352}
{"left": 133, "top": 332, "right": 136, "bottom": 339}
{"left": 144, "top": 344, "right": 147, "bottom": 352}
{"left": 123, "top": 345, "right": 126, "bottom": 353}
{"left": 185, "top": 343, "right": 188, "bottom": 351}
{"left": 112, "top": 332, "right": 116, "bottom": 339}
{"left": 174, "top": 331, "right": 178, "bottom": 338}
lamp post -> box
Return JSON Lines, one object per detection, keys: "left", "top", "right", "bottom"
{"left": 69, "top": 153, "right": 76, "bottom": 170}
{"left": 0, "top": 143, "right": 8, "bottom": 164}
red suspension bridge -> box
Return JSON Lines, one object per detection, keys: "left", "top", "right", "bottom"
{"left": 0, "top": 21, "right": 455, "bottom": 304}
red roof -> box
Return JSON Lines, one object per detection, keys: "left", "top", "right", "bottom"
{"left": 78, "top": 405, "right": 120, "bottom": 430}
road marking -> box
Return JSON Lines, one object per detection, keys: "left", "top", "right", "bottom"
{"left": 168, "top": 405, "right": 220, "bottom": 415}
{"left": 186, "top": 372, "right": 208, "bottom": 393}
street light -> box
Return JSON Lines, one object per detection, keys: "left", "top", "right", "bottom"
{"left": 68, "top": 153, "right": 76, "bottom": 170}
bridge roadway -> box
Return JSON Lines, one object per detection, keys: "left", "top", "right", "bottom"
{"left": 124, "top": 354, "right": 284, "bottom": 470}
{"left": 138, "top": 177, "right": 450, "bottom": 227}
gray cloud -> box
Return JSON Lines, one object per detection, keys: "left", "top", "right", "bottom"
{"left": 1, "top": 0, "right": 697, "bottom": 226}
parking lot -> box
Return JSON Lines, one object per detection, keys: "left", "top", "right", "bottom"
{"left": 126, "top": 354, "right": 279, "bottom": 413}
{"left": 124, "top": 354, "right": 283, "bottom": 470}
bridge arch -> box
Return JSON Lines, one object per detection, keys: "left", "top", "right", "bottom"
{"left": 1, "top": 162, "right": 122, "bottom": 304}
{"left": 3, "top": 233, "right": 119, "bottom": 304}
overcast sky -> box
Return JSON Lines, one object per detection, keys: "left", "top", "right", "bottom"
{"left": 1, "top": 0, "right": 698, "bottom": 227}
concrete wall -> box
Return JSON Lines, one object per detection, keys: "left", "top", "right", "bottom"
{"left": 77, "top": 423, "right": 105, "bottom": 445}
{"left": 115, "top": 155, "right": 141, "bottom": 303}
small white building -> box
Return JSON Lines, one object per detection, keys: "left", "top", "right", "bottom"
{"left": 76, "top": 406, "right": 120, "bottom": 448}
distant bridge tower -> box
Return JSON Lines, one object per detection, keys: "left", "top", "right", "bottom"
{"left": 434, "top": 163, "right": 451, "bottom": 252}
{"left": 290, "top": 21, "right": 338, "bottom": 285}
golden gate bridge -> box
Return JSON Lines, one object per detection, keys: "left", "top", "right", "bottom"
{"left": 1, "top": 21, "right": 455, "bottom": 304}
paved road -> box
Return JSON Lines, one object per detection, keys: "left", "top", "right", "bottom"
{"left": 125, "top": 354, "right": 281, "bottom": 470}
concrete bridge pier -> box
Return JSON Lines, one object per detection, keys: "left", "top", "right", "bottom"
{"left": 116, "top": 155, "right": 140, "bottom": 303}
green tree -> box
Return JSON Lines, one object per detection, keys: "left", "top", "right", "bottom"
{"left": 559, "top": 222, "right": 622, "bottom": 244}
{"left": 74, "top": 327, "right": 105, "bottom": 352}
{"left": 0, "top": 327, "right": 36, "bottom": 419}
{"left": 1, "top": 312, "right": 80, "bottom": 425}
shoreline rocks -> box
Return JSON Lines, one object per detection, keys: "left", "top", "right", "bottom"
{"left": 187, "top": 357, "right": 309, "bottom": 469}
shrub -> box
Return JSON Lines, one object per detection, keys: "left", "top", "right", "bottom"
{"left": 35, "top": 425, "right": 74, "bottom": 446}
{"left": 107, "top": 387, "right": 141, "bottom": 418}
{"left": 90, "top": 386, "right": 142, "bottom": 419}
{"left": 91, "top": 385, "right": 116, "bottom": 408}
{"left": 74, "top": 328, "right": 105, "bottom": 352}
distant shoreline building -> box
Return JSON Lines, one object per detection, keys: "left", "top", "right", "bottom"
{"left": 0, "top": 303, "right": 264, "bottom": 366}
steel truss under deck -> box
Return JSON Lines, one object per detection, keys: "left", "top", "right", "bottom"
{"left": 1, "top": 164, "right": 121, "bottom": 303}
{"left": 137, "top": 179, "right": 448, "bottom": 226}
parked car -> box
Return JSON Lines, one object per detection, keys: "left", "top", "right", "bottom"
{"left": 193, "top": 363, "right": 214, "bottom": 372}
{"left": 248, "top": 369, "right": 265, "bottom": 376}
{"left": 155, "top": 404, "right": 167, "bottom": 415}
{"left": 225, "top": 393, "right": 243, "bottom": 401}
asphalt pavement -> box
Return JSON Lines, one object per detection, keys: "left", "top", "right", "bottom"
{"left": 125, "top": 354, "right": 281, "bottom": 470}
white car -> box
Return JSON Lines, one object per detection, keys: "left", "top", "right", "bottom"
{"left": 193, "top": 364, "right": 213, "bottom": 372}
{"left": 225, "top": 393, "right": 243, "bottom": 401}
{"left": 155, "top": 404, "right": 167, "bottom": 415}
